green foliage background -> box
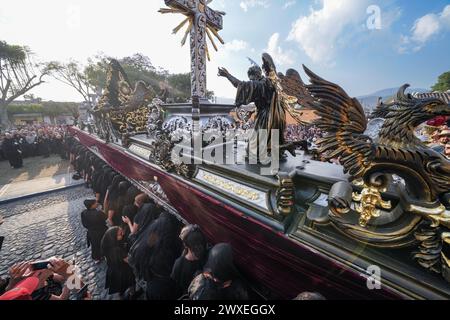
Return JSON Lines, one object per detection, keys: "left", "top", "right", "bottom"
{"left": 432, "top": 71, "right": 450, "bottom": 92}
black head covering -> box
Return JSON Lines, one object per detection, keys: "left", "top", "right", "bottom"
{"left": 128, "top": 212, "right": 182, "bottom": 280}
{"left": 180, "top": 225, "right": 207, "bottom": 261}
{"left": 108, "top": 175, "right": 125, "bottom": 199}
{"left": 118, "top": 181, "right": 131, "bottom": 195}
{"left": 203, "top": 243, "right": 238, "bottom": 282}
{"left": 94, "top": 159, "right": 104, "bottom": 170}
{"left": 84, "top": 199, "right": 96, "bottom": 209}
{"left": 148, "top": 212, "right": 183, "bottom": 276}
{"left": 126, "top": 186, "right": 140, "bottom": 205}
{"left": 101, "top": 171, "right": 116, "bottom": 193}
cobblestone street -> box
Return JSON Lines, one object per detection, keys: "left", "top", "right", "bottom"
{"left": 0, "top": 186, "right": 111, "bottom": 300}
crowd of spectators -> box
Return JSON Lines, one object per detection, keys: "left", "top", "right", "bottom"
{"left": 419, "top": 116, "right": 450, "bottom": 158}
{"left": 285, "top": 124, "right": 324, "bottom": 148}
{"left": 0, "top": 135, "right": 253, "bottom": 300}
{"left": 0, "top": 124, "right": 68, "bottom": 169}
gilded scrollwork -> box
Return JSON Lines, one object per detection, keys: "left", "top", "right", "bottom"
{"left": 304, "top": 65, "right": 450, "bottom": 280}
{"left": 276, "top": 172, "right": 295, "bottom": 216}
{"left": 89, "top": 59, "right": 155, "bottom": 142}
{"left": 352, "top": 182, "right": 392, "bottom": 227}
{"left": 202, "top": 173, "right": 260, "bottom": 201}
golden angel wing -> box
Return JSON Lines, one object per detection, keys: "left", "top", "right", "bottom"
{"left": 303, "top": 65, "right": 374, "bottom": 178}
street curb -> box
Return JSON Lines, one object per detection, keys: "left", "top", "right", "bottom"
{"left": 0, "top": 182, "right": 85, "bottom": 205}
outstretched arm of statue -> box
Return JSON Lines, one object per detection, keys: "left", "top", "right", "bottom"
{"left": 218, "top": 67, "right": 241, "bottom": 88}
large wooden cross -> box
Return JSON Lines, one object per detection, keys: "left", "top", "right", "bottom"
{"left": 160, "top": 0, "right": 225, "bottom": 100}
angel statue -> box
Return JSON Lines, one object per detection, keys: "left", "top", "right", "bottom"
{"left": 218, "top": 53, "right": 311, "bottom": 161}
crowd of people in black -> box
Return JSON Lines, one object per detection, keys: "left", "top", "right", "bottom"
{"left": 69, "top": 137, "right": 252, "bottom": 300}
{"left": 0, "top": 130, "right": 327, "bottom": 301}
{"left": 0, "top": 125, "right": 68, "bottom": 169}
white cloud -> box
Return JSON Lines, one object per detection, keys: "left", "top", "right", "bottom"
{"left": 287, "top": 0, "right": 369, "bottom": 64}
{"left": 224, "top": 39, "right": 248, "bottom": 52}
{"left": 412, "top": 14, "right": 441, "bottom": 43}
{"left": 283, "top": 1, "right": 296, "bottom": 10}
{"left": 266, "top": 33, "right": 295, "bottom": 67}
{"left": 443, "top": 5, "right": 450, "bottom": 25}
{"left": 239, "top": 0, "right": 269, "bottom": 12}
{"left": 399, "top": 4, "right": 450, "bottom": 53}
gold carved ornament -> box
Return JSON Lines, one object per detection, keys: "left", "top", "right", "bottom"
{"left": 202, "top": 173, "right": 260, "bottom": 201}
{"left": 351, "top": 180, "right": 392, "bottom": 228}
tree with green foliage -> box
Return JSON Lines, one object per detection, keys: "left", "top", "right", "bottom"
{"left": 52, "top": 53, "right": 216, "bottom": 108}
{"left": 431, "top": 71, "right": 450, "bottom": 92}
{"left": 0, "top": 40, "right": 53, "bottom": 128}
{"left": 7, "top": 101, "right": 79, "bottom": 124}
{"left": 84, "top": 53, "right": 214, "bottom": 103}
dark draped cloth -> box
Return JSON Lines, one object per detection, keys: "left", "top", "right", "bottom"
{"left": 235, "top": 78, "right": 286, "bottom": 149}
{"left": 122, "top": 204, "right": 138, "bottom": 224}
{"left": 99, "top": 171, "right": 115, "bottom": 204}
{"left": 91, "top": 170, "right": 103, "bottom": 194}
{"left": 101, "top": 229, "right": 135, "bottom": 295}
{"left": 21, "top": 141, "right": 34, "bottom": 158}
{"left": 104, "top": 246, "right": 135, "bottom": 295}
{"left": 146, "top": 275, "right": 180, "bottom": 300}
{"left": 133, "top": 202, "right": 160, "bottom": 229}
{"left": 2, "top": 138, "right": 23, "bottom": 168}
{"left": 128, "top": 212, "right": 182, "bottom": 282}
{"left": 37, "top": 136, "right": 50, "bottom": 157}
{"left": 81, "top": 208, "right": 108, "bottom": 260}
{"left": 188, "top": 243, "right": 249, "bottom": 300}
{"left": 171, "top": 256, "right": 204, "bottom": 295}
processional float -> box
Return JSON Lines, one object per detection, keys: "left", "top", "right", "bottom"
{"left": 70, "top": 0, "right": 450, "bottom": 299}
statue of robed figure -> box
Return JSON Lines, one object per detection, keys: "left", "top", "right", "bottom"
{"left": 218, "top": 53, "right": 309, "bottom": 161}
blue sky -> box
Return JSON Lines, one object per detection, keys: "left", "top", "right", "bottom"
{"left": 0, "top": 0, "right": 449, "bottom": 101}
{"left": 216, "top": 0, "right": 450, "bottom": 97}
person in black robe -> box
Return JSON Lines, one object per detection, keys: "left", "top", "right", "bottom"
{"left": 127, "top": 212, "right": 182, "bottom": 288}
{"left": 122, "top": 204, "right": 138, "bottom": 224}
{"left": 146, "top": 257, "right": 180, "bottom": 300}
{"left": 84, "top": 155, "right": 96, "bottom": 187}
{"left": 144, "top": 212, "right": 183, "bottom": 300}
{"left": 81, "top": 199, "right": 108, "bottom": 262}
{"left": 188, "top": 243, "right": 249, "bottom": 300}
{"left": 171, "top": 224, "right": 208, "bottom": 296}
{"left": 104, "top": 175, "right": 125, "bottom": 222}
{"left": 122, "top": 194, "right": 159, "bottom": 261}
{"left": 37, "top": 132, "right": 51, "bottom": 158}
{"left": 131, "top": 195, "right": 161, "bottom": 234}
{"left": 91, "top": 160, "right": 106, "bottom": 202}
{"left": 98, "top": 169, "right": 116, "bottom": 204}
{"left": 107, "top": 180, "right": 130, "bottom": 227}
{"left": 125, "top": 185, "right": 140, "bottom": 206}
{"left": 101, "top": 226, "right": 135, "bottom": 297}
{"left": 2, "top": 133, "right": 23, "bottom": 169}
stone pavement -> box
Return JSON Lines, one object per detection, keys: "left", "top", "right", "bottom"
{"left": 0, "top": 155, "right": 82, "bottom": 202}
{"left": 0, "top": 186, "right": 111, "bottom": 300}
{"left": 0, "top": 172, "right": 84, "bottom": 202}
